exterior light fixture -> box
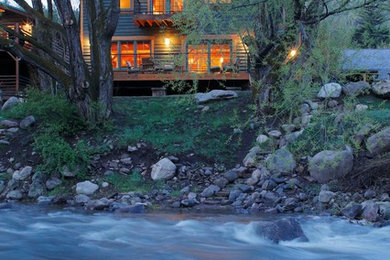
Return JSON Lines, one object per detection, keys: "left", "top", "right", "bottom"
{"left": 22, "top": 22, "right": 32, "bottom": 33}
{"left": 164, "top": 38, "right": 171, "bottom": 46}
{"left": 290, "top": 49, "right": 297, "bottom": 57}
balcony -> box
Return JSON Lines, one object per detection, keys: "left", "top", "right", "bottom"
{"left": 133, "top": 0, "right": 183, "bottom": 27}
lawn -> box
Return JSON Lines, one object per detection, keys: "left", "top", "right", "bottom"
{"left": 113, "top": 91, "right": 256, "bottom": 165}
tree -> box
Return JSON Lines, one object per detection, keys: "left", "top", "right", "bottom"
{"left": 0, "top": 0, "right": 120, "bottom": 123}
{"left": 174, "top": 0, "right": 380, "bottom": 113}
{"left": 352, "top": 4, "right": 390, "bottom": 48}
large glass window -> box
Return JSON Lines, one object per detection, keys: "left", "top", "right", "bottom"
{"left": 188, "top": 41, "right": 232, "bottom": 73}
{"left": 120, "top": 0, "right": 131, "bottom": 9}
{"left": 153, "top": 0, "right": 166, "bottom": 14}
{"left": 111, "top": 40, "right": 152, "bottom": 69}
{"left": 188, "top": 44, "right": 208, "bottom": 73}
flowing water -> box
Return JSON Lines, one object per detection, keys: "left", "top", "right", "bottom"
{"left": 0, "top": 205, "right": 389, "bottom": 260}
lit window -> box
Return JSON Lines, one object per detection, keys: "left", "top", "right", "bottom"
{"left": 153, "top": 0, "right": 166, "bottom": 14}
{"left": 120, "top": 0, "right": 131, "bottom": 9}
{"left": 210, "top": 43, "right": 230, "bottom": 68}
{"left": 188, "top": 44, "right": 208, "bottom": 73}
{"left": 171, "top": 0, "right": 183, "bottom": 12}
{"left": 111, "top": 41, "right": 152, "bottom": 69}
{"left": 111, "top": 42, "right": 119, "bottom": 68}
{"left": 120, "top": 42, "right": 135, "bottom": 68}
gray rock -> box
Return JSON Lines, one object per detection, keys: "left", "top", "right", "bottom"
{"left": 308, "top": 147, "right": 353, "bottom": 184}
{"left": 28, "top": 180, "right": 45, "bottom": 198}
{"left": 114, "top": 203, "right": 145, "bottom": 214}
{"left": 75, "top": 194, "right": 90, "bottom": 204}
{"left": 280, "top": 130, "right": 304, "bottom": 147}
{"left": 0, "top": 181, "right": 4, "bottom": 194}
{"left": 76, "top": 181, "right": 99, "bottom": 195}
{"left": 281, "top": 124, "right": 297, "bottom": 134}
{"left": 237, "top": 184, "right": 252, "bottom": 193}
{"left": 317, "top": 83, "right": 342, "bottom": 98}
{"left": 258, "top": 218, "right": 308, "bottom": 243}
{"left": 0, "top": 140, "right": 10, "bottom": 145}
{"left": 229, "top": 190, "right": 242, "bottom": 201}
{"left": 19, "top": 115, "right": 36, "bottom": 129}
{"left": 364, "top": 189, "right": 376, "bottom": 199}
{"left": 223, "top": 170, "right": 239, "bottom": 182}
{"left": 1, "top": 97, "right": 20, "bottom": 111}
{"left": 61, "top": 166, "right": 76, "bottom": 177}
{"left": 195, "top": 90, "right": 238, "bottom": 104}
{"left": 342, "top": 204, "right": 362, "bottom": 219}
{"left": 6, "top": 190, "right": 23, "bottom": 200}
{"left": 372, "top": 80, "right": 390, "bottom": 98}
{"left": 246, "top": 168, "right": 263, "bottom": 186}
{"left": 86, "top": 198, "right": 110, "bottom": 211}
{"left": 181, "top": 199, "right": 198, "bottom": 207}
{"left": 200, "top": 185, "right": 220, "bottom": 198}
{"left": 151, "top": 158, "right": 176, "bottom": 181}
{"left": 256, "top": 134, "right": 269, "bottom": 144}
{"left": 265, "top": 148, "right": 296, "bottom": 174}
{"left": 318, "top": 190, "right": 335, "bottom": 203}
{"left": 342, "top": 81, "right": 370, "bottom": 96}
{"left": 268, "top": 130, "right": 282, "bottom": 139}
{"left": 355, "top": 104, "right": 368, "bottom": 112}
{"left": 0, "top": 120, "right": 18, "bottom": 128}
{"left": 362, "top": 201, "right": 380, "bottom": 222}
{"left": 367, "top": 127, "right": 390, "bottom": 155}
{"left": 305, "top": 100, "right": 319, "bottom": 110}
{"left": 243, "top": 146, "right": 261, "bottom": 167}
{"left": 127, "top": 146, "right": 138, "bottom": 152}
{"left": 45, "top": 177, "right": 62, "bottom": 190}
{"left": 12, "top": 166, "right": 33, "bottom": 181}
{"left": 378, "top": 202, "right": 390, "bottom": 220}
{"left": 327, "top": 100, "right": 339, "bottom": 108}
{"left": 214, "top": 177, "right": 229, "bottom": 189}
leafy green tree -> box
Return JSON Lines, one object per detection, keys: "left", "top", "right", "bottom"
{"left": 353, "top": 4, "right": 390, "bottom": 48}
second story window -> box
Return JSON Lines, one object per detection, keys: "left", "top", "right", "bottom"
{"left": 120, "top": 0, "right": 131, "bottom": 10}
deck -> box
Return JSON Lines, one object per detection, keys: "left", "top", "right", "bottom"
{"left": 113, "top": 70, "right": 250, "bottom": 82}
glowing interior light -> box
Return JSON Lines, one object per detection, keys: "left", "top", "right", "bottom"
{"left": 290, "top": 49, "right": 297, "bottom": 57}
{"left": 164, "top": 38, "right": 171, "bottom": 46}
{"left": 220, "top": 58, "right": 224, "bottom": 63}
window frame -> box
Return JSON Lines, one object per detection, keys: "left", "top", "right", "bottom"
{"left": 111, "top": 37, "right": 154, "bottom": 69}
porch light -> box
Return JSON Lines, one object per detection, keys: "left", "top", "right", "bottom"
{"left": 22, "top": 22, "right": 32, "bottom": 33}
{"left": 289, "top": 49, "right": 297, "bottom": 58}
{"left": 164, "top": 38, "right": 171, "bottom": 46}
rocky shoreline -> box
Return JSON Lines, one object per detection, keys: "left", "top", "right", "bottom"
{"left": 1, "top": 83, "right": 390, "bottom": 227}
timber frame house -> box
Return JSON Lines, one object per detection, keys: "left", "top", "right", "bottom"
{"left": 81, "top": 0, "right": 250, "bottom": 95}
{"left": 0, "top": 4, "right": 33, "bottom": 98}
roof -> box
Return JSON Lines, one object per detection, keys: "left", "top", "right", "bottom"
{"left": 0, "top": 3, "right": 32, "bottom": 18}
{"left": 342, "top": 49, "right": 390, "bottom": 72}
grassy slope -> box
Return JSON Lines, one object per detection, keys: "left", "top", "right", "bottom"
{"left": 113, "top": 91, "right": 256, "bottom": 165}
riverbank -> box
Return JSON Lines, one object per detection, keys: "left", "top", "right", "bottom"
{"left": 1, "top": 84, "right": 390, "bottom": 227}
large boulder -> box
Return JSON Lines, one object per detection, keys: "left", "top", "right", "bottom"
{"left": 0, "top": 120, "right": 18, "bottom": 128}
{"left": 361, "top": 200, "right": 380, "bottom": 222}
{"left": 342, "top": 81, "right": 371, "bottom": 96}
{"left": 317, "top": 83, "right": 342, "bottom": 99}
{"left": 20, "top": 115, "right": 36, "bottom": 129}
{"left": 151, "top": 158, "right": 176, "bottom": 181}
{"left": 195, "top": 90, "right": 238, "bottom": 104}
{"left": 308, "top": 147, "right": 353, "bottom": 184}
{"left": 6, "top": 190, "right": 23, "bottom": 200}
{"left": 265, "top": 148, "right": 296, "bottom": 174}
{"left": 366, "top": 127, "right": 390, "bottom": 155}
{"left": 76, "top": 181, "right": 99, "bottom": 195}
{"left": 372, "top": 80, "right": 390, "bottom": 98}
{"left": 257, "top": 218, "right": 308, "bottom": 243}
{"left": 1, "top": 97, "right": 20, "bottom": 111}
{"left": 28, "top": 180, "right": 45, "bottom": 198}
{"left": 12, "top": 166, "right": 33, "bottom": 181}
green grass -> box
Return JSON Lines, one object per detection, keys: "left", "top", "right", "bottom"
{"left": 113, "top": 91, "right": 254, "bottom": 164}
{"left": 105, "top": 171, "right": 163, "bottom": 193}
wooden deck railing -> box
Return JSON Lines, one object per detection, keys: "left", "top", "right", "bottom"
{"left": 0, "top": 75, "right": 30, "bottom": 97}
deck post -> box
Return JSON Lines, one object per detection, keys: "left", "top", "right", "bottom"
{"left": 15, "top": 58, "right": 19, "bottom": 94}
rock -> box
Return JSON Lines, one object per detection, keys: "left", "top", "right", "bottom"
{"left": 104, "top": 170, "right": 114, "bottom": 176}
{"left": 7, "top": 127, "right": 19, "bottom": 133}
{"left": 1, "top": 97, "right": 20, "bottom": 111}
{"left": 0, "top": 181, "right": 4, "bottom": 194}
{"left": 268, "top": 130, "right": 282, "bottom": 139}
{"left": 223, "top": 170, "right": 239, "bottom": 182}
{"left": 258, "top": 218, "right": 308, "bottom": 243}
{"left": 12, "top": 166, "right": 33, "bottom": 181}
{"left": 120, "top": 157, "right": 132, "bottom": 165}
{"left": 366, "top": 127, "right": 390, "bottom": 155}
{"left": 342, "top": 204, "right": 362, "bottom": 219}
{"left": 151, "top": 158, "right": 176, "bottom": 181}
{"left": 195, "top": 90, "right": 238, "bottom": 104}
{"left": 181, "top": 199, "right": 198, "bottom": 207}
{"left": 308, "top": 147, "right": 353, "bottom": 184}
{"left": 256, "top": 134, "right": 269, "bottom": 144}
{"left": 246, "top": 168, "right": 263, "bottom": 186}
{"left": 305, "top": 100, "right": 319, "bottom": 110}
{"left": 6, "top": 190, "right": 23, "bottom": 200}
{"left": 0, "top": 120, "right": 18, "bottom": 128}
{"left": 362, "top": 201, "right": 380, "bottom": 222}
{"left": 301, "top": 103, "right": 311, "bottom": 114}
{"left": 342, "top": 81, "right": 371, "bottom": 96}
{"left": 243, "top": 147, "right": 261, "bottom": 167}
{"left": 45, "top": 177, "right": 62, "bottom": 190}
{"left": 75, "top": 194, "right": 90, "bottom": 204}
{"left": 201, "top": 106, "right": 210, "bottom": 112}
{"left": 101, "top": 182, "right": 109, "bottom": 188}
{"left": 364, "top": 189, "right": 376, "bottom": 199}
{"left": 229, "top": 190, "right": 242, "bottom": 201}
{"left": 318, "top": 190, "right": 335, "bottom": 203}
{"left": 262, "top": 180, "right": 277, "bottom": 191}
{"left": 372, "top": 80, "right": 390, "bottom": 98}
{"left": 327, "top": 100, "right": 339, "bottom": 109}
{"left": 28, "top": 180, "right": 45, "bottom": 198}
{"left": 281, "top": 124, "right": 297, "bottom": 134}
{"left": 37, "top": 196, "right": 54, "bottom": 204}
{"left": 188, "top": 192, "right": 197, "bottom": 200}
{"left": 214, "top": 177, "right": 229, "bottom": 189}
{"left": 19, "top": 115, "right": 36, "bottom": 129}
{"left": 317, "top": 83, "right": 342, "bottom": 99}
{"left": 265, "top": 148, "right": 296, "bottom": 174}
{"left": 127, "top": 146, "right": 138, "bottom": 152}
{"left": 355, "top": 104, "right": 368, "bottom": 112}
{"left": 0, "top": 140, "right": 10, "bottom": 145}
{"left": 237, "top": 184, "right": 252, "bottom": 193}
{"left": 76, "top": 181, "right": 99, "bottom": 195}
{"left": 61, "top": 166, "right": 76, "bottom": 178}
{"left": 200, "top": 185, "right": 220, "bottom": 198}
{"left": 114, "top": 203, "right": 145, "bottom": 214}
{"left": 86, "top": 198, "right": 110, "bottom": 211}
{"left": 378, "top": 202, "right": 390, "bottom": 220}
{"left": 280, "top": 130, "right": 304, "bottom": 147}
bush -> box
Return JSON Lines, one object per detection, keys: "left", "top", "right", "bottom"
{"left": 105, "top": 171, "right": 164, "bottom": 193}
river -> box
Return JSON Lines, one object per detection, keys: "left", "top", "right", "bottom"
{"left": 0, "top": 205, "right": 389, "bottom": 260}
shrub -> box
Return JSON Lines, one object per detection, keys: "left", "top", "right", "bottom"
{"left": 105, "top": 171, "right": 164, "bottom": 193}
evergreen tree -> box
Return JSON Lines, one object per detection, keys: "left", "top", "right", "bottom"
{"left": 353, "top": 5, "right": 390, "bottom": 48}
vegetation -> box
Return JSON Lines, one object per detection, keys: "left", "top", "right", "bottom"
{"left": 114, "top": 92, "right": 254, "bottom": 164}
{"left": 105, "top": 171, "right": 163, "bottom": 193}
{"left": 353, "top": 4, "right": 390, "bottom": 48}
